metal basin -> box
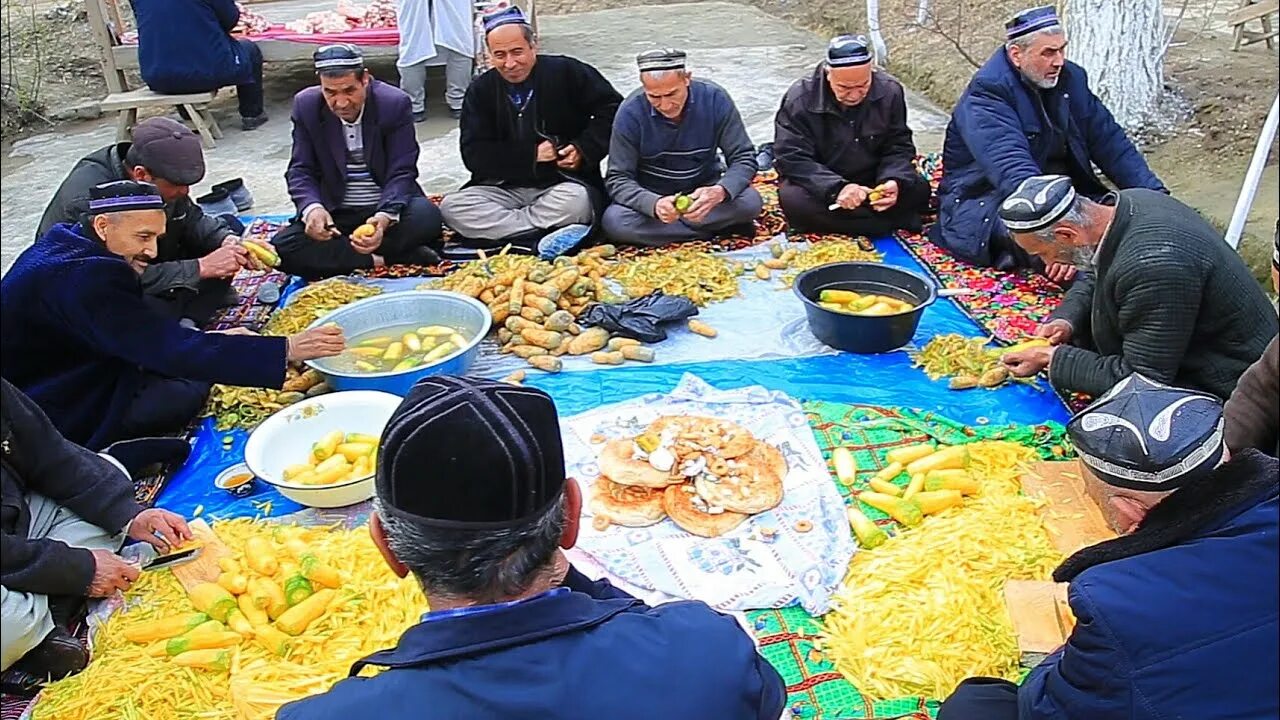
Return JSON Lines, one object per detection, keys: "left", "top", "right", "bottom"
{"left": 793, "top": 262, "right": 937, "bottom": 354}
{"left": 305, "top": 290, "right": 492, "bottom": 396}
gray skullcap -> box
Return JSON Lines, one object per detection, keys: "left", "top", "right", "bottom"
{"left": 999, "top": 175, "right": 1077, "bottom": 232}
{"left": 1067, "top": 374, "right": 1225, "bottom": 492}
{"left": 637, "top": 48, "right": 687, "bottom": 73}
{"left": 827, "top": 35, "right": 872, "bottom": 67}
{"left": 313, "top": 43, "right": 364, "bottom": 72}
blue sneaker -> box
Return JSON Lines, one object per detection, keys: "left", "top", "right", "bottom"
{"left": 537, "top": 224, "right": 591, "bottom": 259}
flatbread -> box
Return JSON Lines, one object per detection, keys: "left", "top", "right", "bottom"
{"left": 645, "top": 415, "right": 756, "bottom": 459}
{"left": 693, "top": 442, "right": 786, "bottom": 514}
{"left": 589, "top": 477, "right": 667, "bottom": 527}
{"left": 597, "top": 438, "right": 679, "bottom": 488}
{"left": 661, "top": 484, "right": 749, "bottom": 538}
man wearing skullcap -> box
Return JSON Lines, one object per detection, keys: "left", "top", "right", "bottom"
{"left": 272, "top": 44, "right": 446, "bottom": 279}
{"left": 933, "top": 5, "right": 1166, "bottom": 281}
{"left": 1, "top": 181, "right": 345, "bottom": 452}
{"left": 1224, "top": 221, "right": 1280, "bottom": 456}
{"left": 441, "top": 8, "right": 623, "bottom": 258}
{"left": 602, "top": 49, "right": 762, "bottom": 247}
{"left": 773, "top": 36, "right": 928, "bottom": 237}
{"left": 997, "top": 175, "right": 1276, "bottom": 400}
{"left": 37, "top": 117, "right": 263, "bottom": 327}
{"left": 940, "top": 374, "right": 1279, "bottom": 719}
{"left": 278, "top": 376, "right": 786, "bottom": 720}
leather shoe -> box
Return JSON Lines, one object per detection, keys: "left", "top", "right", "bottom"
{"left": 10, "top": 626, "right": 89, "bottom": 683}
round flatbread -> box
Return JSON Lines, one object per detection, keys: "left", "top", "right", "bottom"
{"left": 590, "top": 477, "right": 667, "bottom": 527}
{"left": 662, "top": 484, "right": 748, "bottom": 538}
{"left": 645, "top": 415, "right": 756, "bottom": 459}
{"left": 693, "top": 442, "right": 786, "bottom": 514}
{"left": 597, "top": 438, "right": 679, "bottom": 488}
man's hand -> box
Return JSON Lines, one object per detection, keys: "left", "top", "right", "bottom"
{"left": 127, "top": 508, "right": 192, "bottom": 554}
{"left": 304, "top": 207, "right": 339, "bottom": 242}
{"left": 210, "top": 327, "right": 258, "bottom": 337}
{"left": 555, "top": 144, "right": 583, "bottom": 171}
{"left": 287, "top": 324, "right": 346, "bottom": 362}
{"left": 352, "top": 215, "right": 390, "bottom": 255}
{"left": 683, "top": 185, "right": 728, "bottom": 224}
{"left": 535, "top": 140, "right": 558, "bottom": 163}
{"left": 1036, "top": 318, "right": 1074, "bottom": 345}
{"left": 868, "top": 180, "right": 900, "bottom": 212}
{"left": 834, "top": 183, "right": 871, "bottom": 210}
{"left": 1045, "top": 262, "right": 1078, "bottom": 285}
{"left": 1001, "top": 345, "right": 1055, "bottom": 378}
{"left": 198, "top": 245, "right": 251, "bottom": 280}
{"left": 87, "top": 549, "right": 139, "bottom": 598}
{"left": 654, "top": 196, "right": 680, "bottom": 224}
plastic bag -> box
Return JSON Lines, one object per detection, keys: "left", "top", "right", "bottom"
{"left": 579, "top": 291, "right": 698, "bottom": 343}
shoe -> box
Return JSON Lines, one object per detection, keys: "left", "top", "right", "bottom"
{"left": 47, "top": 596, "right": 87, "bottom": 631}
{"left": 537, "top": 224, "right": 591, "bottom": 259}
{"left": 103, "top": 437, "right": 192, "bottom": 477}
{"left": 448, "top": 107, "right": 462, "bottom": 120}
{"left": 256, "top": 282, "right": 282, "bottom": 304}
{"left": 388, "top": 246, "right": 442, "bottom": 267}
{"left": 212, "top": 178, "right": 254, "bottom": 212}
{"left": 754, "top": 142, "right": 775, "bottom": 171}
{"left": 10, "top": 626, "right": 89, "bottom": 683}
{"left": 240, "top": 114, "right": 269, "bottom": 131}
{"left": 195, "top": 188, "right": 238, "bottom": 218}
{"left": 412, "top": 110, "right": 427, "bottom": 123}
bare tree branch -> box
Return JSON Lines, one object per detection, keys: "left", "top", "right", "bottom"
{"left": 916, "top": 6, "right": 983, "bottom": 69}
{"left": 1162, "top": 0, "right": 1192, "bottom": 56}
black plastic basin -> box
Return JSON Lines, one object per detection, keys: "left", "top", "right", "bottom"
{"left": 793, "top": 262, "right": 937, "bottom": 354}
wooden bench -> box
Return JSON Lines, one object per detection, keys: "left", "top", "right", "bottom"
{"left": 1229, "top": 0, "right": 1279, "bottom": 51}
{"left": 99, "top": 88, "right": 224, "bottom": 148}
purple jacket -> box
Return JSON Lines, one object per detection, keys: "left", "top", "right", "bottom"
{"left": 285, "top": 79, "right": 424, "bottom": 217}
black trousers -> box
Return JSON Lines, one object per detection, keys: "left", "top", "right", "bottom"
{"left": 108, "top": 374, "right": 211, "bottom": 447}
{"left": 144, "top": 279, "right": 238, "bottom": 327}
{"left": 936, "top": 677, "right": 1020, "bottom": 720}
{"left": 778, "top": 178, "right": 929, "bottom": 237}
{"left": 273, "top": 196, "right": 444, "bottom": 280}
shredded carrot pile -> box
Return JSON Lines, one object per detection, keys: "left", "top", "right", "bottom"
{"left": 819, "top": 441, "right": 1062, "bottom": 701}
{"left": 32, "top": 519, "right": 422, "bottom": 720}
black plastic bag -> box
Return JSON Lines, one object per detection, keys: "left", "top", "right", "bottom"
{"left": 579, "top": 291, "right": 698, "bottom": 343}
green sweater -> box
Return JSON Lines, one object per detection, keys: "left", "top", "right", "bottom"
{"left": 1049, "top": 189, "right": 1278, "bottom": 399}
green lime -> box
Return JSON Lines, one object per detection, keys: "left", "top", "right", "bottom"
{"left": 674, "top": 194, "right": 692, "bottom": 213}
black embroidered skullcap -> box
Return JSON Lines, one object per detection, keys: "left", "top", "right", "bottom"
{"left": 1006, "top": 5, "right": 1062, "bottom": 41}
{"left": 88, "top": 180, "right": 165, "bottom": 215}
{"left": 127, "top": 117, "right": 205, "bottom": 186}
{"left": 482, "top": 6, "right": 529, "bottom": 34}
{"left": 826, "top": 35, "right": 872, "bottom": 68}
{"left": 313, "top": 43, "right": 364, "bottom": 72}
{"left": 636, "top": 48, "right": 687, "bottom": 73}
{"left": 1068, "top": 374, "right": 1225, "bottom": 492}
{"left": 376, "top": 375, "right": 566, "bottom": 529}
{"left": 999, "top": 175, "right": 1077, "bottom": 232}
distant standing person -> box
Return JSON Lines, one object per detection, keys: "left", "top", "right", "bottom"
{"left": 396, "top": 0, "right": 474, "bottom": 122}
{"left": 132, "top": 0, "right": 268, "bottom": 131}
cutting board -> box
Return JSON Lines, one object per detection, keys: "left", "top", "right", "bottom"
{"left": 1019, "top": 459, "right": 1117, "bottom": 556}
{"left": 168, "top": 519, "right": 233, "bottom": 593}
{"left": 1004, "top": 579, "right": 1075, "bottom": 667}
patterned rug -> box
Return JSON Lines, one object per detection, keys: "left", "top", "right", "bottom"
{"left": 747, "top": 400, "right": 1069, "bottom": 719}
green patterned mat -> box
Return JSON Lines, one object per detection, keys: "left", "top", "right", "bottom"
{"left": 747, "top": 401, "right": 1068, "bottom": 719}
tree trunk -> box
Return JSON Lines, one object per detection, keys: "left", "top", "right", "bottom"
{"left": 1064, "top": 0, "right": 1167, "bottom": 131}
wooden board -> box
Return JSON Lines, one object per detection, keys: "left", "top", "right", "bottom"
{"left": 1019, "top": 459, "right": 1117, "bottom": 556}
{"left": 168, "top": 519, "right": 233, "bottom": 593}
{"left": 1004, "top": 579, "right": 1074, "bottom": 667}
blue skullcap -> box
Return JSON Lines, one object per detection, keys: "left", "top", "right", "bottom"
{"left": 827, "top": 35, "right": 872, "bottom": 67}
{"left": 999, "top": 175, "right": 1077, "bottom": 232}
{"left": 483, "top": 6, "right": 529, "bottom": 34}
{"left": 313, "top": 43, "right": 364, "bottom": 72}
{"left": 1006, "top": 6, "right": 1062, "bottom": 41}
{"left": 88, "top": 180, "right": 165, "bottom": 214}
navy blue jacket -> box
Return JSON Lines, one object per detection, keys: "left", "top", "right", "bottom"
{"left": 1020, "top": 450, "right": 1279, "bottom": 719}
{"left": 0, "top": 224, "right": 288, "bottom": 449}
{"left": 276, "top": 567, "right": 786, "bottom": 720}
{"left": 133, "top": 0, "right": 253, "bottom": 94}
{"left": 933, "top": 49, "right": 1164, "bottom": 265}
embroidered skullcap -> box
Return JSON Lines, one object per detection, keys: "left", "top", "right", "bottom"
{"left": 313, "top": 43, "right": 364, "bottom": 72}
{"left": 88, "top": 180, "right": 165, "bottom": 215}
{"left": 999, "top": 175, "right": 1077, "bottom": 232}
{"left": 637, "top": 48, "right": 687, "bottom": 73}
{"left": 1067, "top": 374, "right": 1225, "bottom": 492}
{"left": 127, "top": 117, "right": 205, "bottom": 186}
{"left": 1006, "top": 5, "right": 1062, "bottom": 41}
{"left": 482, "top": 6, "right": 529, "bottom": 34}
{"left": 826, "top": 35, "right": 872, "bottom": 67}
{"left": 1272, "top": 219, "right": 1278, "bottom": 269}
{"left": 376, "top": 375, "right": 567, "bottom": 529}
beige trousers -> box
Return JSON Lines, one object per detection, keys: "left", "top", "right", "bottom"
{"left": 440, "top": 183, "right": 594, "bottom": 241}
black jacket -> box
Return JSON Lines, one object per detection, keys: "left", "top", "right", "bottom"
{"left": 1049, "top": 189, "right": 1279, "bottom": 398}
{"left": 36, "top": 143, "right": 235, "bottom": 297}
{"left": 459, "top": 54, "right": 622, "bottom": 194}
{"left": 773, "top": 65, "right": 920, "bottom": 203}
{"left": 0, "top": 379, "right": 143, "bottom": 596}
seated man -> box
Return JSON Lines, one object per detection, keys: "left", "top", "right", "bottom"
{"left": 132, "top": 0, "right": 267, "bottom": 130}
{"left": 277, "top": 376, "right": 786, "bottom": 720}
{"left": 603, "top": 49, "right": 762, "bottom": 247}
{"left": 774, "top": 36, "right": 928, "bottom": 237}
{"left": 2, "top": 379, "right": 191, "bottom": 690}
{"left": 441, "top": 8, "right": 622, "bottom": 258}
{"left": 939, "top": 374, "right": 1279, "bottom": 719}
{"left": 2, "top": 181, "right": 345, "bottom": 451}
{"left": 933, "top": 6, "right": 1166, "bottom": 281}
{"left": 1225, "top": 224, "right": 1279, "bottom": 457}
{"left": 273, "top": 44, "right": 445, "bottom": 280}
{"left": 37, "top": 117, "right": 259, "bottom": 327}
{"left": 998, "top": 175, "right": 1277, "bottom": 399}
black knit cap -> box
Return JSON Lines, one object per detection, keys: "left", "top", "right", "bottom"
{"left": 88, "top": 180, "right": 166, "bottom": 215}
{"left": 376, "top": 376, "right": 567, "bottom": 529}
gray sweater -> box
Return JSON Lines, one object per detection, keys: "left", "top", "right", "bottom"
{"left": 1049, "top": 189, "right": 1279, "bottom": 399}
